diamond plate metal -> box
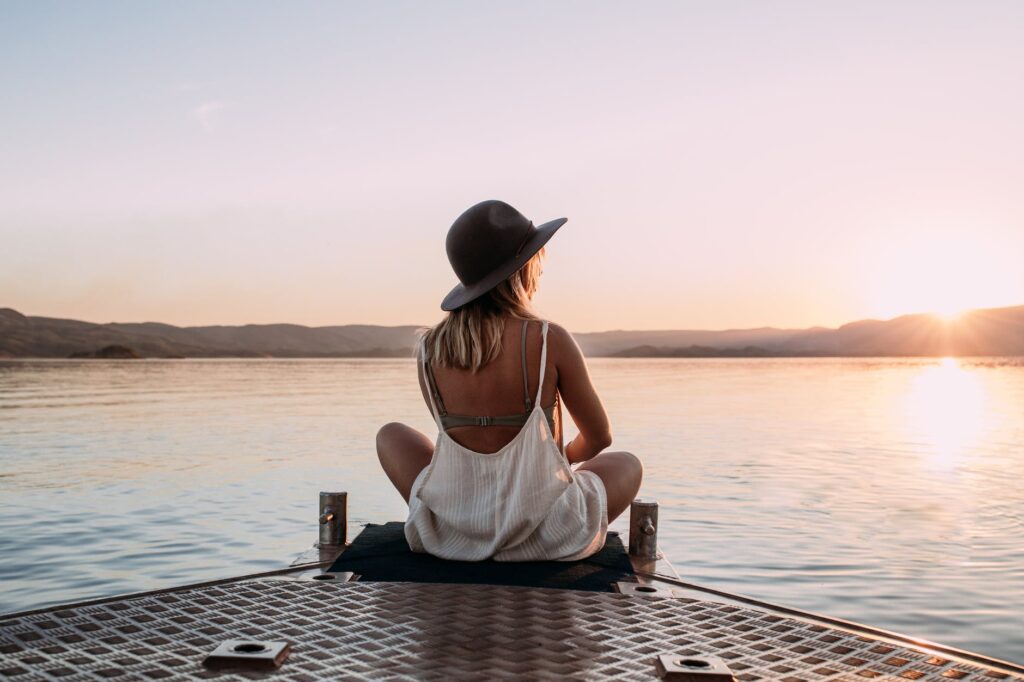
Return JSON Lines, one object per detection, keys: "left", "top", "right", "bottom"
{"left": 0, "top": 580, "right": 1019, "bottom": 681}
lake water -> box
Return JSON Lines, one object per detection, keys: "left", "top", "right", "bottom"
{"left": 1, "top": 358, "right": 1022, "bottom": 664}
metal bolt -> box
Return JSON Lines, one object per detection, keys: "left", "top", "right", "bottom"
{"left": 318, "top": 491, "right": 347, "bottom": 547}
{"left": 629, "top": 499, "right": 659, "bottom": 559}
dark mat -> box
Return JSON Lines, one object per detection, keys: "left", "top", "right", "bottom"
{"left": 329, "top": 522, "right": 636, "bottom": 593}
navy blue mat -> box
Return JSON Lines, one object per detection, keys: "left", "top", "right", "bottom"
{"left": 329, "top": 522, "right": 636, "bottom": 593}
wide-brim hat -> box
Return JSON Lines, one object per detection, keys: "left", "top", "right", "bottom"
{"left": 441, "top": 200, "right": 567, "bottom": 311}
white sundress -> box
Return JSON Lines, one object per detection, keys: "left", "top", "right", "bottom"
{"left": 404, "top": 320, "right": 608, "bottom": 562}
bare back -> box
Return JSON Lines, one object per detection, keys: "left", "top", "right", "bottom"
{"left": 383, "top": 315, "right": 636, "bottom": 524}
{"left": 418, "top": 317, "right": 562, "bottom": 455}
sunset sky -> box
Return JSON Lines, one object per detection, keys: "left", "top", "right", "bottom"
{"left": 2, "top": 1, "right": 1022, "bottom": 332}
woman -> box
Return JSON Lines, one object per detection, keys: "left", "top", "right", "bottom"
{"left": 376, "top": 199, "right": 642, "bottom": 562}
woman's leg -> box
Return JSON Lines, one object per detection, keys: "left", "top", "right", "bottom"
{"left": 376, "top": 422, "right": 435, "bottom": 503}
{"left": 575, "top": 451, "right": 643, "bottom": 524}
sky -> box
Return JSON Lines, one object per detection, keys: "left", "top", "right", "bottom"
{"left": 2, "top": 1, "right": 1022, "bottom": 332}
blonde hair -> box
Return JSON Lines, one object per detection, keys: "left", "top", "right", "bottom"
{"left": 421, "top": 247, "right": 545, "bottom": 372}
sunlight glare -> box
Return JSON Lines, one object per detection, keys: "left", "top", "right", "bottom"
{"left": 931, "top": 306, "right": 965, "bottom": 323}
{"left": 905, "top": 358, "right": 987, "bottom": 470}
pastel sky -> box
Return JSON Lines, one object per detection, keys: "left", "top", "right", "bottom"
{"left": 2, "top": 1, "right": 1022, "bottom": 332}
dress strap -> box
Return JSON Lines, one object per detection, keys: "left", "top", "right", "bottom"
{"left": 520, "top": 320, "right": 532, "bottom": 412}
{"left": 535, "top": 321, "right": 549, "bottom": 406}
{"left": 418, "top": 337, "right": 445, "bottom": 429}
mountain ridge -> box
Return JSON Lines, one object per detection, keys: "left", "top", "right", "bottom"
{"left": 1, "top": 305, "right": 1022, "bottom": 358}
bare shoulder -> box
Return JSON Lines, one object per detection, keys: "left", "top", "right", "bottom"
{"left": 543, "top": 321, "right": 583, "bottom": 361}
{"left": 544, "top": 320, "right": 572, "bottom": 343}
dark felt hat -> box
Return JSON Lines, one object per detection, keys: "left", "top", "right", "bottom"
{"left": 440, "top": 200, "right": 567, "bottom": 311}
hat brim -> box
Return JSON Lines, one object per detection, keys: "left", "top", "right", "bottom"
{"left": 440, "top": 217, "right": 567, "bottom": 311}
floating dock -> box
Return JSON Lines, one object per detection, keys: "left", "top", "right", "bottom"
{"left": 1, "top": 497, "right": 1021, "bottom": 680}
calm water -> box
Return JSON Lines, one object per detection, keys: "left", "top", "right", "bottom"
{"left": 1, "top": 358, "right": 1022, "bottom": 663}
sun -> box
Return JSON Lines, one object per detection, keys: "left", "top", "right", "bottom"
{"left": 931, "top": 305, "right": 966, "bottom": 322}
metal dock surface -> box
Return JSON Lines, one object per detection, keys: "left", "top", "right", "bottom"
{"left": 2, "top": 574, "right": 1021, "bottom": 680}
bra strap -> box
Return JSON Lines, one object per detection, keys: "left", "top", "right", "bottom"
{"left": 535, "top": 321, "right": 549, "bottom": 406}
{"left": 520, "top": 319, "right": 532, "bottom": 411}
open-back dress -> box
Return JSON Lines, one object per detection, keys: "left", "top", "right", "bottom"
{"left": 404, "top": 319, "right": 608, "bottom": 561}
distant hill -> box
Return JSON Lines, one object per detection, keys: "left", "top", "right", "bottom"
{"left": 573, "top": 327, "right": 815, "bottom": 356}
{"left": 609, "top": 344, "right": 778, "bottom": 358}
{"left": 2, "top": 305, "right": 1022, "bottom": 358}
{"left": 0, "top": 308, "right": 421, "bottom": 358}
{"left": 68, "top": 344, "right": 141, "bottom": 359}
{"left": 581, "top": 306, "right": 1024, "bottom": 357}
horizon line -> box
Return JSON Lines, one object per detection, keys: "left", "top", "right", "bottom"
{"left": 4, "top": 302, "right": 1022, "bottom": 336}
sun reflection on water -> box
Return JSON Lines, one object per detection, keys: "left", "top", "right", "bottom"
{"left": 905, "top": 358, "right": 987, "bottom": 469}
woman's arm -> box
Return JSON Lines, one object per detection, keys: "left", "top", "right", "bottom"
{"left": 548, "top": 323, "right": 612, "bottom": 464}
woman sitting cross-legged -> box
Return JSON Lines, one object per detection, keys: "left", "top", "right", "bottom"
{"left": 376, "top": 199, "right": 642, "bottom": 562}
